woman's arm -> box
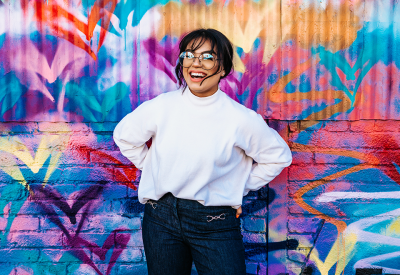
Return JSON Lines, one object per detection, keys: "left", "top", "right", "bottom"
{"left": 113, "top": 101, "right": 157, "bottom": 170}
{"left": 241, "top": 114, "right": 292, "bottom": 196}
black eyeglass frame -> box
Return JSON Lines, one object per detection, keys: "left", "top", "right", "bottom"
{"left": 179, "top": 51, "right": 221, "bottom": 70}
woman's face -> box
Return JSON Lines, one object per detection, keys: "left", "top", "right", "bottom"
{"left": 182, "top": 39, "right": 224, "bottom": 97}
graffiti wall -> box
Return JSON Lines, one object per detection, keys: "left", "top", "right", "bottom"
{"left": 0, "top": 0, "right": 400, "bottom": 274}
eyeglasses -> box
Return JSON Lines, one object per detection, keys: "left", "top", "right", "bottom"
{"left": 179, "top": 51, "right": 218, "bottom": 70}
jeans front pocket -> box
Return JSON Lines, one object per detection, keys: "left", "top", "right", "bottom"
{"left": 144, "top": 199, "right": 174, "bottom": 228}
{"left": 180, "top": 205, "right": 241, "bottom": 240}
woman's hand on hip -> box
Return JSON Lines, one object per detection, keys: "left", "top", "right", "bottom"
{"left": 236, "top": 206, "right": 242, "bottom": 218}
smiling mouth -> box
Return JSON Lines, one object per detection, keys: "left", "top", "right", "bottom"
{"left": 189, "top": 72, "right": 207, "bottom": 80}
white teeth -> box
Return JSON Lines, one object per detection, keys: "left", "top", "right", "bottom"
{"left": 190, "top": 72, "right": 206, "bottom": 77}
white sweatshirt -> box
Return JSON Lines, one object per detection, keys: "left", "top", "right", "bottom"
{"left": 113, "top": 87, "right": 292, "bottom": 207}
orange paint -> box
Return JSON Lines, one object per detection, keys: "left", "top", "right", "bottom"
{"left": 293, "top": 164, "right": 379, "bottom": 233}
{"left": 291, "top": 143, "right": 380, "bottom": 164}
{"left": 87, "top": 0, "right": 118, "bottom": 52}
{"left": 30, "top": 0, "right": 97, "bottom": 60}
{"left": 27, "top": 0, "right": 119, "bottom": 60}
{"left": 267, "top": 55, "right": 321, "bottom": 104}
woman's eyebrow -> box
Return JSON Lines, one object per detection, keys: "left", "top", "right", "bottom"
{"left": 184, "top": 49, "right": 216, "bottom": 54}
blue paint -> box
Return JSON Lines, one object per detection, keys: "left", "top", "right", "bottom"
{"left": 267, "top": 72, "right": 279, "bottom": 84}
{"left": 285, "top": 81, "right": 296, "bottom": 94}
{"left": 251, "top": 87, "right": 263, "bottom": 110}
{"left": 237, "top": 88, "right": 250, "bottom": 105}
{"left": 297, "top": 101, "right": 330, "bottom": 120}
{"left": 299, "top": 74, "right": 312, "bottom": 93}
{"left": 253, "top": 38, "right": 261, "bottom": 51}
{"left": 236, "top": 46, "right": 244, "bottom": 58}
{"left": 0, "top": 34, "right": 5, "bottom": 49}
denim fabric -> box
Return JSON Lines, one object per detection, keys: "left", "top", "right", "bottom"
{"left": 142, "top": 193, "right": 246, "bottom": 275}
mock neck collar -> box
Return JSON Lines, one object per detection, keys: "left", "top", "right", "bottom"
{"left": 183, "top": 86, "right": 222, "bottom": 106}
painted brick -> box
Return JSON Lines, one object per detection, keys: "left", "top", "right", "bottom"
{"left": 40, "top": 215, "right": 94, "bottom": 232}
{"left": 288, "top": 200, "right": 310, "bottom": 215}
{"left": 14, "top": 201, "right": 42, "bottom": 215}
{"left": 288, "top": 164, "right": 352, "bottom": 181}
{"left": 247, "top": 251, "right": 266, "bottom": 262}
{"left": 287, "top": 248, "right": 309, "bottom": 263}
{"left": 258, "top": 262, "right": 267, "bottom": 275}
{"left": 90, "top": 184, "right": 127, "bottom": 200}
{"left": 87, "top": 215, "right": 141, "bottom": 232}
{"left": 127, "top": 188, "right": 139, "bottom": 198}
{"left": 58, "top": 150, "right": 90, "bottom": 165}
{"left": 374, "top": 120, "right": 400, "bottom": 132}
{"left": 38, "top": 122, "right": 90, "bottom": 133}
{"left": 114, "top": 167, "right": 139, "bottom": 184}
{"left": 67, "top": 263, "right": 118, "bottom": 275}
{"left": 314, "top": 153, "right": 361, "bottom": 164}
{"left": 94, "top": 134, "right": 119, "bottom": 150}
{"left": 323, "top": 121, "right": 349, "bottom": 132}
{"left": 0, "top": 122, "right": 38, "bottom": 134}
{"left": 117, "top": 264, "right": 148, "bottom": 275}
{"left": 350, "top": 120, "right": 375, "bottom": 132}
{"left": 125, "top": 231, "right": 143, "bottom": 247}
{"left": 0, "top": 264, "right": 15, "bottom": 275}
{"left": 0, "top": 153, "right": 18, "bottom": 167}
{"left": 115, "top": 248, "right": 142, "bottom": 262}
{"left": 288, "top": 121, "right": 299, "bottom": 132}
{"left": 243, "top": 217, "right": 266, "bottom": 232}
{"left": 24, "top": 264, "right": 67, "bottom": 275}
{"left": 0, "top": 173, "right": 13, "bottom": 183}
{"left": 61, "top": 167, "right": 113, "bottom": 182}
{"left": 89, "top": 122, "right": 118, "bottom": 133}
{"left": 17, "top": 167, "right": 60, "bottom": 182}
{"left": 242, "top": 232, "right": 266, "bottom": 243}
{"left": 299, "top": 121, "right": 323, "bottom": 131}
{"left": 287, "top": 233, "right": 314, "bottom": 248}
{"left": 0, "top": 249, "right": 40, "bottom": 263}
{"left": 288, "top": 218, "right": 322, "bottom": 233}
{"left": 67, "top": 134, "right": 98, "bottom": 149}
{"left": 40, "top": 249, "right": 81, "bottom": 263}
{"left": 0, "top": 183, "right": 28, "bottom": 201}
{"left": 364, "top": 132, "right": 400, "bottom": 149}
{"left": 8, "top": 232, "right": 62, "bottom": 247}
{"left": 90, "top": 150, "right": 131, "bottom": 165}
{"left": 291, "top": 151, "right": 314, "bottom": 164}
{"left": 9, "top": 216, "right": 39, "bottom": 231}
{"left": 245, "top": 262, "right": 258, "bottom": 274}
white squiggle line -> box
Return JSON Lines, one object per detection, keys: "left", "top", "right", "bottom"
{"left": 355, "top": 251, "right": 400, "bottom": 274}
{"left": 332, "top": 208, "right": 400, "bottom": 273}
{"left": 316, "top": 191, "right": 400, "bottom": 202}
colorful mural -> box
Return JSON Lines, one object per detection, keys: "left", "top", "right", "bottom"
{"left": 1, "top": 0, "right": 400, "bottom": 274}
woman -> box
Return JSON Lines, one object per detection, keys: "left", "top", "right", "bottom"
{"left": 113, "top": 29, "right": 292, "bottom": 275}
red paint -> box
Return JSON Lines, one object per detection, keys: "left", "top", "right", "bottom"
{"left": 70, "top": 144, "right": 138, "bottom": 190}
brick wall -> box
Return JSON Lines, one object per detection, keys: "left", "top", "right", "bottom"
{"left": 2, "top": 119, "right": 399, "bottom": 274}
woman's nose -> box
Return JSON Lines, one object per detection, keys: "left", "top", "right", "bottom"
{"left": 192, "top": 57, "right": 202, "bottom": 67}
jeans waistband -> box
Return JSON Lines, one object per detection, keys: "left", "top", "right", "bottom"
{"left": 155, "top": 192, "right": 233, "bottom": 211}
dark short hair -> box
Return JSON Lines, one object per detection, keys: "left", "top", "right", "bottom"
{"left": 175, "top": 28, "right": 234, "bottom": 88}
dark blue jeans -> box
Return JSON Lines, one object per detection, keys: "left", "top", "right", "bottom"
{"left": 142, "top": 193, "right": 246, "bottom": 275}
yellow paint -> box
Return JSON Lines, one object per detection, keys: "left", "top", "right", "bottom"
{"left": 156, "top": 0, "right": 279, "bottom": 67}
{"left": 156, "top": 1, "right": 362, "bottom": 69}
{"left": 282, "top": 3, "right": 362, "bottom": 53}
{"left": 309, "top": 232, "right": 358, "bottom": 275}
{"left": 387, "top": 217, "right": 400, "bottom": 236}
{"left": 0, "top": 134, "right": 70, "bottom": 189}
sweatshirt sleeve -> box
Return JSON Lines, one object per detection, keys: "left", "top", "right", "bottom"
{"left": 240, "top": 113, "right": 292, "bottom": 196}
{"left": 113, "top": 100, "right": 157, "bottom": 170}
